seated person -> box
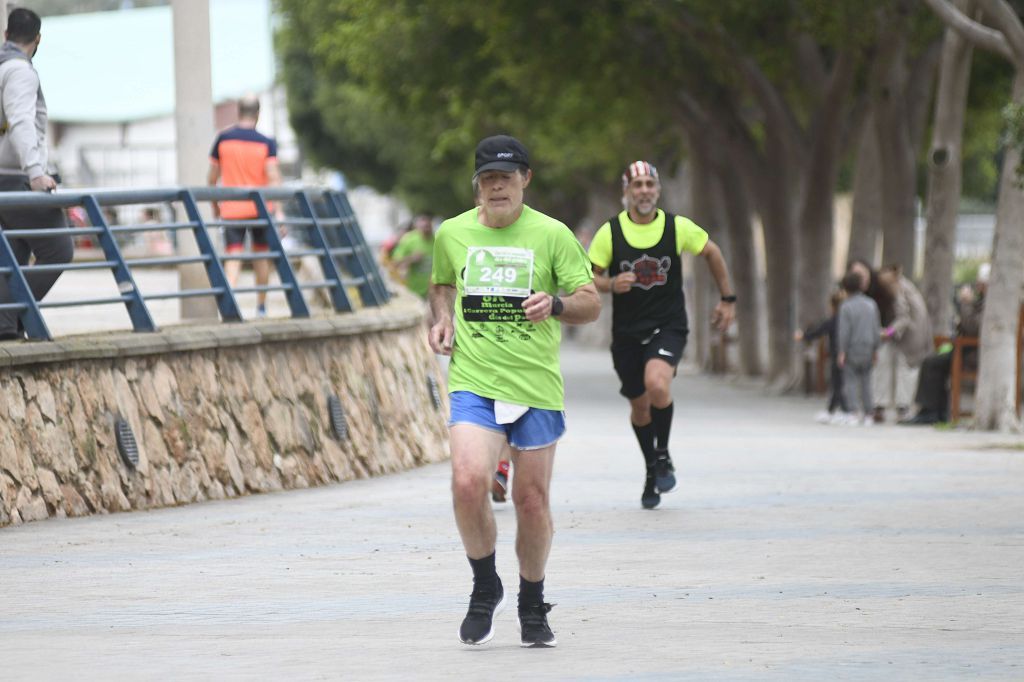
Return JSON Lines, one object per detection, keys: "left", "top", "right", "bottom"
{"left": 900, "top": 264, "right": 987, "bottom": 425}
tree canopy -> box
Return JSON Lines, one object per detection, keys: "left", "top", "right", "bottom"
{"left": 275, "top": 1, "right": 893, "bottom": 218}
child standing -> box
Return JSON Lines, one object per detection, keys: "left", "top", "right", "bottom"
{"left": 796, "top": 289, "right": 848, "bottom": 423}
{"left": 838, "top": 271, "right": 882, "bottom": 426}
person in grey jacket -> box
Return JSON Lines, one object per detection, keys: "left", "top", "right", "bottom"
{"left": 838, "top": 270, "right": 881, "bottom": 425}
{"left": 0, "top": 8, "right": 73, "bottom": 341}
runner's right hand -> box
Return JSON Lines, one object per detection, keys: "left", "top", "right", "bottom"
{"left": 429, "top": 320, "right": 454, "bottom": 355}
{"left": 612, "top": 272, "right": 636, "bottom": 294}
{"left": 30, "top": 174, "right": 57, "bottom": 193}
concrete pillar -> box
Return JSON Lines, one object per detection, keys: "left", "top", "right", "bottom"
{"left": 172, "top": 0, "right": 219, "bottom": 320}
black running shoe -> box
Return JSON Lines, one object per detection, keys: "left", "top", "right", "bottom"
{"left": 642, "top": 472, "right": 661, "bottom": 509}
{"left": 653, "top": 450, "right": 676, "bottom": 493}
{"left": 459, "top": 578, "right": 505, "bottom": 645}
{"left": 519, "top": 601, "right": 557, "bottom": 648}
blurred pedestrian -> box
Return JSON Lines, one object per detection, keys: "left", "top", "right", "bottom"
{"left": 875, "top": 265, "right": 932, "bottom": 422}
{"left": 0, "top": 8, "right": 73, "bottom": 341}
{"left": 845, "top": 258, "right": 895, "bottom": 421}
{"left": 391, "top": 213, "right": 434, "bottom": 299}
{"left": 208, "top": 94, "right": 281, "bottom": 318}
{"left": 795, "top": 289, "right": 848, "bottom": 423}
{"left": 838, "top": 270, "right": 882, "bottom": 426}
{"left": 901, "top": 264, "right": 988, "bottom": 425}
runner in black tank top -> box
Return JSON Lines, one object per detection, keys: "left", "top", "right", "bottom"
{"left": 588, "top": 160, "right": 737, "bottom": 509}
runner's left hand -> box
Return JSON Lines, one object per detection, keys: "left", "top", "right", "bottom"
{"left": 712, "top": 301, "right": 734, "bottom": 331}
{"left": 522, "top": 292, "right": 554, "bottom": 322}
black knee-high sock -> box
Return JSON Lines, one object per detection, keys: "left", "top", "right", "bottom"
{"left": 469, "top": 552, "right": 498, "bottom": 587}
{"left": 519, "top": 575, "right": 544, "bottom": 608}
{"left": 631, "top": 421, "right": 656, "bottom": 468}
{"left": 650, "top": 402, "right": 674, "bottom": 451}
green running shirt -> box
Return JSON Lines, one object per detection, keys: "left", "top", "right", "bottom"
{"left": 391, "top": 229, "right": 434, "bottom": 298}
{"left": 431, "top": 205, "right": 594, "bottom": 410}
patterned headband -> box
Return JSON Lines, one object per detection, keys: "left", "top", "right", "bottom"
{"left": 622, "top": 160, "right": 659, "bottom": 188}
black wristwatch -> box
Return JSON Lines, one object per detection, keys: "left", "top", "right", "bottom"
{"left": 550, "top": 295, "right": 564, "bottom": 317}
{"left": 720, "top": 295, "right": 737, "bottom": 303}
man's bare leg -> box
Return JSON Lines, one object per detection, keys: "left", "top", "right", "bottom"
{"left": 450, "top": 424, "right": 505, "bottom": 557}
{"left": 224, "top": 257, "right": 242, "bottom": 288}
{"left": 509, "top": 443, "right": 555, "bottom": 581}
{"left": 511, "top": 442, "right": 558, "bottom": 647}
{"left": 644, "top": 358, "right": 677, "bottom": 492}
{"left": 450, "top": 423, "right": 507, "bottom": 645}
{"left": 254, "top": 257, "right": 271, "bottom": 311}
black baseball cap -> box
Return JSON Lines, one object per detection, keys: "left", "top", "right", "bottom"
{"left": 474, "top": 135, "right": 530, "bottom": 177}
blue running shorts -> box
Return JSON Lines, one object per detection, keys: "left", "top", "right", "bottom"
{"left": 448, "top": 391, "right": 566, "bottom": 450}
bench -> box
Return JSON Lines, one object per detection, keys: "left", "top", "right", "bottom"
{"left": 936, "top": 302, "right": 1023, "bottom": 422}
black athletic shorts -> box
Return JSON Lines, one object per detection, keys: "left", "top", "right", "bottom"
{"left": 610, "top": 327, "right": 688, "bottom": 399}
{"left": 225, "top": 224, "right": 269, "bottom": 252}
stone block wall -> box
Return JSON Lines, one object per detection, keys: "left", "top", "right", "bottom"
{"left": 0, "top": 297, "right": 449, "bottom": 526}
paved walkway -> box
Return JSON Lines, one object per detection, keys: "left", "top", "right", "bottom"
{"left": 1, "top": 343, "right": 1022, "bottom": 680}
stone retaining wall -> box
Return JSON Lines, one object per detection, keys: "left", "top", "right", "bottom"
{"left": 0, "top": 296, "right": 449, "bottom": 527}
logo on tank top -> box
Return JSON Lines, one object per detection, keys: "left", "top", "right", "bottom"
{"left": 619, "top": 255, "right": 671, "bottom": 290}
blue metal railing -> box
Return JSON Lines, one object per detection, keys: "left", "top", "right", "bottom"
{"left": 0, "top": 186, "right": 390, "bottom": 341}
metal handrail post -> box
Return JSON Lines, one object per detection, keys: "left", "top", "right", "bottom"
{"left": 296, "top": 191, "right": 351, "bottom": 312}
{"left": 331, "top": 190, "right": 390, "bottom": 305}
{"left": 178, "top": 189, "right": 242, "bottom": 321}
{"left": 316, "top": 191, "right": 374, "bottom": 306}
{"left": 80, "top": 195, "right": 157, "bottom": 333}
{"left": 324, "top": 191, "right": 385, "bottom": 306}
{"left": 0, "top": 231, "right": 51, "bottom": 340}
{"left": 250, "top": 191, "right": 309, "bottom": 319}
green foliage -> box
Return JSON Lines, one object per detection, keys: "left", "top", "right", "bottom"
{"left": 954, "top": 257, "right": 988, "bottom": 286}
{"left": 962, "top": 51, "right": 1015, "bottom": 201}
{"left": 274, "top": 0, "right": 1005, "bottom": 217}
{"left": 1002, "top": 100, "right": 1024, "bottom": 188}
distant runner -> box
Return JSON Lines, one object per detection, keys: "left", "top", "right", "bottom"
{"left": 588, "top": 161, "right": 735, "bottom": 509}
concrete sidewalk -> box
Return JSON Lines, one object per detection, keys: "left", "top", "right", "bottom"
{"left": 1, "top": 343, "right": 1022, "bottom": 680}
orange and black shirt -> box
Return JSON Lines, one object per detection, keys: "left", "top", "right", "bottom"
{"left": 209, "top": 126, "right": 277, "bottom": 219}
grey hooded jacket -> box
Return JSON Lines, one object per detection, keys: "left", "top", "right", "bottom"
{"left": 838, "top": 291, "right": 881, "bottom": 366}
{"left": 0, "top": 41, "right": 48, "bottom": 180}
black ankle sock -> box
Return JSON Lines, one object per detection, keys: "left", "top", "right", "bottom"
{"left": 469, "top": 552, "right": 498, "bottom": 587}
{"left": 519, "top": 575, "right": 544, "bottom": 608}
{"left": 631, "top": 421, "right": 656, "bottom": 467}
{"left": 650, "top": 403, "right": 674, "bottom": 451}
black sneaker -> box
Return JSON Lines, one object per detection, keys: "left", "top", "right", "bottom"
{"left": 653, "top": 450, "right": 676, "bottom": 493}
{"left": 519, "top": 602, "right": 557, "bottom": 648}
{"left": 642, "top": 472, "right": 661, "bottom": 509}
{"left": 459, "top": 578, "right": 505, "bottom": 645}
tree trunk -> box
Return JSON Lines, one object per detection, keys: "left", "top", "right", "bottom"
{"left": 974, "top": 72, "right": 1024, "bottom": 432}
{"left": 849, "top": 112, "right": 883, "bottom": 266}
{"left": 923, "top": 1, "right": 974, "bottom": 334}
{"left": 688, "top": 147, "right": 717, "bottom": 370}
{"left": 715, "top": 161, "right": 763, "bottom": 376}
{"left": 874, "top": 29, "right": 919, "bottom": 271}
{"left": 797, "top": 54, "right": 856, "bottom": 332}
{"left": 757, "top": 181, "right": 797, "bottom": 384}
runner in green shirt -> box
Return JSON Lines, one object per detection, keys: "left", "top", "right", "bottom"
{"left": 429, "top": 135, "right": 600, "bottom": 648}
{"left": 391, "top": 214, "right": 434, "bottom": 298}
